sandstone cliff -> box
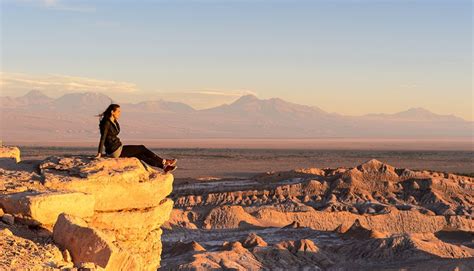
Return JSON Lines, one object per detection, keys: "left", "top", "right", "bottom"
{"left": 0, "top": 146, "right": 174, "bottom": 270}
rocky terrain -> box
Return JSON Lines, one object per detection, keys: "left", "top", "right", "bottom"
{"left": 0, "top": 146, "right": 174, "bottom": 270}
{"left": 161, "top": 159, "right": 474, "bottom": 270}
{"left": 1, "top": 145, "right": 473, "bottom": 270}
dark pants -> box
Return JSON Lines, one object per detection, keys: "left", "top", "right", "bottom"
{"left": 119, "top": 145, "right": 164, "bottom": 168}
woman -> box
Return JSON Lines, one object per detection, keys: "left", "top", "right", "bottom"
{"left": 95, "top": 104, "right": 177, "bottom": 173}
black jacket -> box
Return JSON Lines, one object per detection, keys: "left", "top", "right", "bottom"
{"left": 98, "top": 118, "right": 122, "bottom": 154}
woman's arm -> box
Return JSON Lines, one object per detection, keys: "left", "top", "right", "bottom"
{"left": 97, "top": 120, "right": 111, "bottom": 156}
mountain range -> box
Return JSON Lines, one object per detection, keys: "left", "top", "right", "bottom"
{"left": 0, "top": 90, "right": 472, "bottom": 142}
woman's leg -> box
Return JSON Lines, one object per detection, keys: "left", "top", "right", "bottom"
{"left": 119, "top": 145, "right": 164, "bottom": 168}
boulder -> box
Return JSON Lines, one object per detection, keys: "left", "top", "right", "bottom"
{"left": 40, "top": 156, "right": 173, "bottom": 211}
{"left": 0, "top": 191, "right": 95, "bottom": 226}
{"left": 53, "top": 214, "right": 139, "bottom": 270}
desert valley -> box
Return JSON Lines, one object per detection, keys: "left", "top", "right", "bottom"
{"left": 0, "top": 145, "right": 472, "bottom": 270}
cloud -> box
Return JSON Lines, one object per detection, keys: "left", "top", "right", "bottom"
{"left": 0, "top": 71, "right": 258, "bottom": 109}
{"left": 0, "top": 72, "right": 139, "bottom": 97}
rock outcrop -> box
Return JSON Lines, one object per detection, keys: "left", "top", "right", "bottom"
{"left": 0, "top": 145, "right": 21, "bottom": 163}
{"left": 0, "top": 190, "right": 95, "bottom": 227}
{"left": 162, "top": 235, "right": 334, "bottom": 270}
{"left": 0, "top": 147, "right": 174, "bottom": 270}
{"left": 169, "top": 159, "right": 473, "bottom": 234}
{"left": 163, "top": 158, "right": 474, "bottom": 270}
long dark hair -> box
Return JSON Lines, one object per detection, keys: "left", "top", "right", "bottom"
{"left": 98, "top": 104, "right": 120, "bottom": 129}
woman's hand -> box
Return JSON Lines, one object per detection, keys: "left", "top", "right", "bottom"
{"left": 95, "top": 153, "right": 102, "bottom": 159}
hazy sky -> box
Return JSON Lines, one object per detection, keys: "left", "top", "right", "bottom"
{"left": 1, "top": 0, "right": 472, "bottom": 119}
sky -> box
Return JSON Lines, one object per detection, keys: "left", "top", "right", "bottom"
{"left": 1, "top": 0, "right": 472, "bottom": 119}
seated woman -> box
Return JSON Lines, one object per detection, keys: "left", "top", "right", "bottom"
{"left": 95, "top": 104, "right": 177, "bottom": 173}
